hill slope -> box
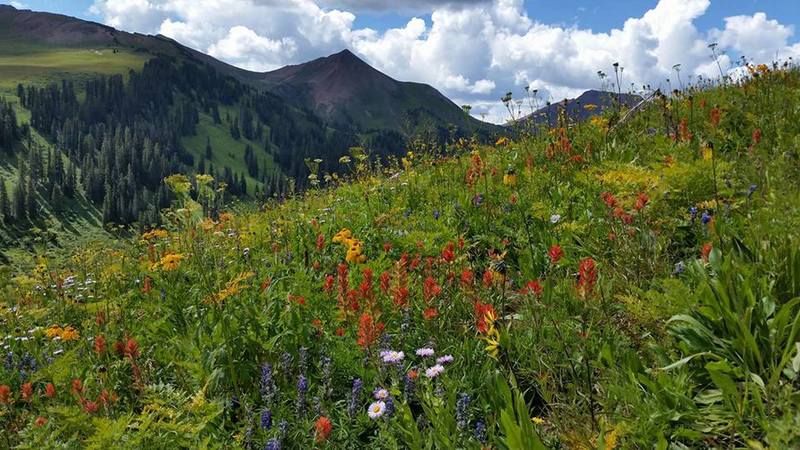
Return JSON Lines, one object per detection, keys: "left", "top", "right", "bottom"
{"left": 1, "top": 64, "right": 799, "bottom": 448}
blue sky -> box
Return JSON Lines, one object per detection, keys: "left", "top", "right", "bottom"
{"left": 4, "top": 0, "right": 799, "bottom": 123}
{"left": 6, "top": 0, "right": 798, "bottom": 35}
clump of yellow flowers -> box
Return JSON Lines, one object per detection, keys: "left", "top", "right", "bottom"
{"left": 502, "top": 168, "right": 518, "bottom": 186}
{"left": 45, "top": 325, "right": 80, "bottom": 341}
{"left": 333, "top": 228, "right": 367, "bottom": 264}
{"left": 151, "top": 253, "right": 186, "bottom": 271}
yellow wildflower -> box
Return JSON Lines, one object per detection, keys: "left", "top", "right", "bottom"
{"left": 503, "top": 170, "right": 518, "bottom": 187}
{"left": 532, "top": 417, "right": 546, "bottom": 425}
{"left": 207, "top": 271, "right": 255, "bottom": 305}
{"left": 45, "top": 325, "right": 62, "bottom": 339}
{"left": 141, "top": 229, "right": 168, "bottom": 240}
{"left": 495, "top": 136, "right": 510, "bottom": 147}
{"left": 332, "top": 228, "right": 352, "bottom": 244}
{"left": 152, "top": 253, "right": 186, "bottom": 271}
{"left": 60, "top": 326, "right": 80, "bottom": 341}
{"left": 702, "top": 146, "right": 713, "bottom": 161}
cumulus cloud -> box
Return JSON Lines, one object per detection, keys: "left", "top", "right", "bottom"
{"left": 89, "top": 0, "right": 800, "bottom": 124}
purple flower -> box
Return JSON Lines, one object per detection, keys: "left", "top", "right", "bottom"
{"left": 260, "top": 363, "right": 276, "bottom": 403}
{"left": 689, "top": 206, "right": 698, "bottom": 220}
{"left": 425, "top": 364, "right": 445, "bottom": 378}
{"left": 373, "top": 388, "right": 390, "bottom": 400}
{"left": 473, "top": 194, "right": 484, "bottom": 206}
{"left": 380, "top": 350, "right": 405, "bottom": 364}
{"left": 474, "top": 421, "right": 487, "bottom": 443}
{"left": 456, "top": 393, "right": 470, "bottom": 430}
{"left": 433, "top": 210, "right": 440, "bottom": 220}
{"left": 701, "top": 211, "right": 712, "bottom": 224}
{"left": 260, "top": 410, "right": 272, "bottom": 430}
{"left": 748, "top": 184, "right": 758, "bottom": 199}
{"left": 416, "top": 348, "right": 435, "bottom": 357}
{"left": 264, "top": 438, "right": 281, "bottom": 450}
{"left": 296, "top": 375, "right": 308, "bottom": 416}
{"left": 436, "top": 355, "right": 454, "bottom": 365}
{"left": 348, "top": 378, "right": 363, "bottom": 417}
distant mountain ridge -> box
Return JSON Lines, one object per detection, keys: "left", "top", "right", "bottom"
{"left": 520, "top": 89, "right": 642, "bottom": 126}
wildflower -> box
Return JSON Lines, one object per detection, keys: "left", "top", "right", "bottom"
{"left": 473, "top": 193, "right": 483, "bottom": 206}
{"left": 316, "top": 234, "right": 325, "bottom": 251}
{"left": 532, "top": 416, "right": 546, "bottom": 425}
{"left": 83, "top": 400, "right": 99, "bottom": 414}
{"left": 689, "top": 206, "right": 698, "bottom": 221}
{"left": 94, "top": 335, "right": 106, "bottom": 354}
{"left": 673, "top": 261, "right": 686, "bottom": 276}
{"left": 296, "top": 375, "right": 308, "bottom": 416}
{"left": 265, "top": 438, "right": 281, "bottom": 450}
{"left": 548, "top": 244, "right": 564, "bottom": 265}
{"left": 456, "top": 393, "right": 470, "bottom": 430}
{"left": 368, "top": 401, "right": 386, "bottom": 419}
{"left": 503, "top": 169, "right": 518, "bottom": 186}
{"left": 577, "top": 258, "right": 597, "bottom": 298}
{"left": 525, "top": 280, "right": 543, "bottom": 297}
{"left": 403, "top": 371, "right": 417, "bottom": 400}
{"left": 21, "top": 382, "right": 33, "bottom": 402}
{"left": 322, "top": 274, "right": 334, "bottom": 292}
{"left": 635, "top": 192, "right": 649, "bottom": 210}
{"left": 710, "top": 106, "right": 721, "bottom": 127}
{"left": 600, "top": 191, "right": 617, "bottom": 208}
{"left": 433, "top": 209, "right": 440, "bottom": 220}
{"left": 436, "top": 355, "right": 454, "bottom": 365}
{"left": 0, "top": 384, "right": 11, "bottom": 404}
{"left": 425, "top": 364, "right": 445, "bottom": 379}
{"left": 152, "top": 253, "right": 185, "bottom": 271}
{"left": 71, "top": 379, "right": 83, "bottom": 395}
{"left": 423, "top": 307, "right": 439, "bottom": 320}
{"left": 260, "top": 363, "right": 276, "bottom": 404}
{"left": 474, "top": 301, "right": 497, "bottom": 334}
{"left": 380, "top": 350, "right": 405, "bottom": 365}
{"left": 701, "top": 211, "right": 712, "bottom": 225}
{"left": 45, "top": 383, "right": 56, "bottom": 398}
{"left": 34, "top": 416, "right": 48, "bottom": 427}
{"left": 550, "top": 214, "right": 561, "bottom": 224}
{"left": 416, "top": 348, "right": 435, "bottom": 358}
{"left": 441, "top": 242, "right": 455, "bottom": 263}
{"left": 748, "top": 184, "right": 758, "bottom": 199}
{"left": 373, "top": 388, "right": 390, "bottom": 400}
{"left": 474, "top": 421, "right": 487, "bottom": 444}
{"left": 348, "top": 378, "right": 363, "bottom": 417}
{"left": 701, "top": 242, "right": 713, "bottom": 262}
{"left": 356, "top": 313, "right": 384, "bottom": 350}
{"left": 315, "top": 416, "right": 333, "bottom": 443}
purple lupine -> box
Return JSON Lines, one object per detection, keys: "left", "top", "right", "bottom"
{"left": 474, "top": 420, "right": 487, "bottom": 443}
{"left": 456, "top": 393, "right": 470, "bottom": 430}
{"left": 689, "top": 206, "right": 698, "bottom": 221}
{"left": 264, "top": 438, "right": 280, "bottom": 450}
{"left": 384, "top": 396, "right": 396, "bottom": 418}
{"left": 260, "top": 410, "right": 272, "bottom": 430}
{"left": 278, "top": 419, "right": 288, "bottom": 440}
{"left": 260, "top": 363, "right": 276, "bottom": 404}
{"left": 298, "top": 347, "right": 308, "bottom": 375}
{"left": 296, "top": 375, "right": 308, "bottom": 416}
{"left": 403, "top": 371, "right": 416, "bottom": 401}
{"left": 347, "top": 378, "right": 363, "bottom": 417}
{"left": 321, "top": 356, "right": 332, "bottom": 399}
{"left": 701, "top": 211, "right": 712, "bottom": 224}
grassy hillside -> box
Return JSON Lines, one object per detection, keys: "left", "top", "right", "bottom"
{"left": 1, "top": 64, "right": 799, "bottom": 448}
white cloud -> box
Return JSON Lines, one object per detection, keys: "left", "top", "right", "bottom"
{"left": 89, "top": 0, "right": 800, "bottom": 123}
{"left": 9, "top": 1, "right": 28, "bottom": 8}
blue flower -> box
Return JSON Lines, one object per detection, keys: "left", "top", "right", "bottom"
{"left": 689, "top": 207, "right": 698, "bottom": 220}
{"left": 474, "top": 420, "right": 487, "bottom": 443}
{"left": 347, "top": 378, "right": 363, "bottom": 417}
{"left": 673, "top": 261, "right": 686, "bottom": 276}
{"left": 748, "top": 184, "right": 758, "bottom": 199}
{"left": 296, "top": 375, "right": 308, "bottom": 416}
{"left": 433, "top": 209, "right": 440, "bottom": 220}
{"left": 264, "top": 438, "right": 281, "bottom": 450}
{"left": 456, "top": 393, "right": 470, "bottom": 430}
{"left": 701, "top": 211, "right": 712, "bottom": 224}
{"left": 260, "top": 410, "right": 272, "bottom": 430}
{"left": 260, "top": 363, "right": 276, "bottom": 404}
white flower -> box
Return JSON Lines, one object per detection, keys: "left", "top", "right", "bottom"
{"left": 380, "top": 350, "right": 405, "bottom": 364}
{"left": 368, "top": 401, "right": 386, "bottom": 419}
{"left": 425, "top": 364, "right": 445, "bottom": 378}
{"left": 550, "top": 214, "right": 561, "bottom": 224}
{"left": 373, "top": 388, "right": 389, "bottom": 400}
{"left": 415, "top": 348, "right": 435, "bottom": 357}
{"left": 436, "top": 355, "right": 454, "bottom": 365}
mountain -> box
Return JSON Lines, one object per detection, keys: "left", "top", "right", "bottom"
{"left": 519, "top": 89, "right": 642, "bottom": 126}
{"left": 0, "top": 4, "right": 505, "bottom": 258}
{"left": 260, "top": 49, "right": 498, "bottom": 135}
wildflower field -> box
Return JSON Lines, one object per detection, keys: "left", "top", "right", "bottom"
{"left": 3, "top": 64, "right": 800, "bottom": 449}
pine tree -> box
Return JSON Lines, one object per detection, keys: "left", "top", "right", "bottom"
{"left": 0, "top": 180, "right": 9, "bottom": 222}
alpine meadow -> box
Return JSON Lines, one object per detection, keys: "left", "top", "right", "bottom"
{"left": 2, "top": 1, "right": 800, "bottom": 449}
